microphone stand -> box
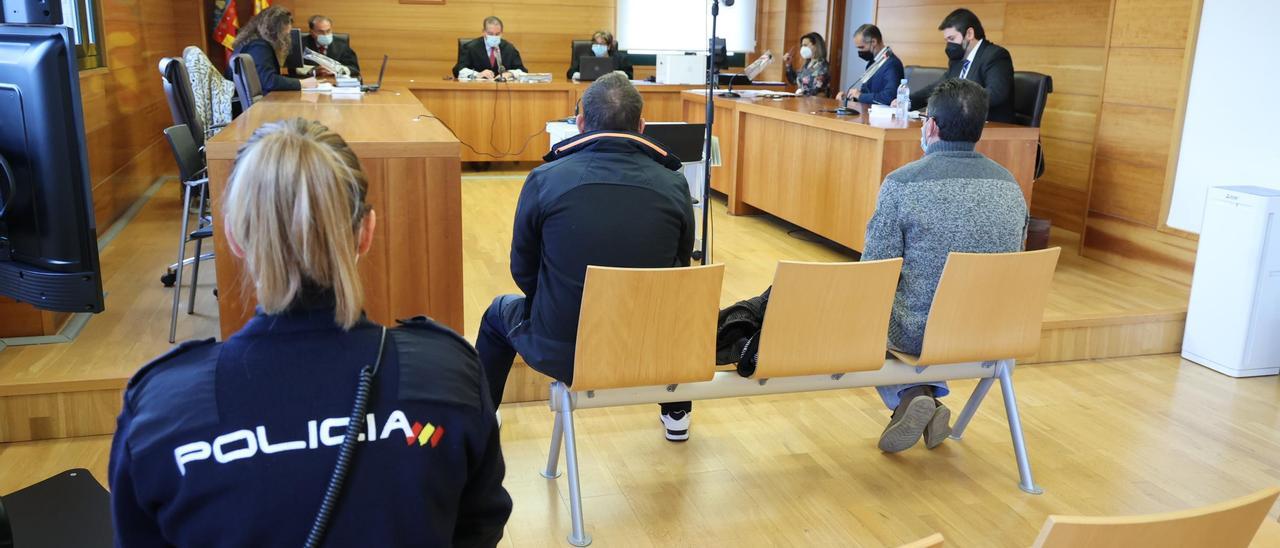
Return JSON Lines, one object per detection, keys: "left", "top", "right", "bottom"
{"left": 697, "top": 0, "right": 729, "bottom": 264}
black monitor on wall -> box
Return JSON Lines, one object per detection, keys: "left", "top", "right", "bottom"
{"left": 0, "top": 23, "right": 105, "bottom": 313}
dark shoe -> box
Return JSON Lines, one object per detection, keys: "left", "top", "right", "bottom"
{"left": 879, "top": 394, "right": 935, "bottom": 453}
{"left": 660, "top": 410, "right": 690, "bottom": 442}
{"left": 923, "top": 402, "right": 952, "bottom": 449}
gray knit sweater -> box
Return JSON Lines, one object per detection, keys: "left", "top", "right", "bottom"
{"left": 861, "top": 140, "right": 1028, "bottom": 355}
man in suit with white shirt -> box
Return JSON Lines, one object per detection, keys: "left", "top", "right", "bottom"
{"left": 901, "top": 9, "right": 1015, "bottom": 123}
{"left": 453, "top": 16, "right": 529, "bottom": 80}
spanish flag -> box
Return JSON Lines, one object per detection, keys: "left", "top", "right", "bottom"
{"left": 212, "top": 0, "right": 238, "bottom": 52}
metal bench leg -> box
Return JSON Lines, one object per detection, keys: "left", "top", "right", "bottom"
{"left": 542, "top": 384, "right": 564, "bottom": 479}
{"left": 558, "top": 386, "right": 591, "bottom": 546}
{"left": 950, "top": 376, "right": 996, "bottom": 440}
{"left": 997, "top": 360, "right": 1043, "bottom": 495}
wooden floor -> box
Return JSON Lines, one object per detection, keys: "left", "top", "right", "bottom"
{"left": 3, "top": 353, "right": 1278, "bottom": 546}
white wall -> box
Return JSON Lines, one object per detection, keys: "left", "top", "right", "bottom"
{"left": 838, "top": 0, "right": 876, "bottom": 92}
{"left": 617, "top": 0, "right": 758, "bottom": 53}
{"left": 1166, "top": 0, "right": 1280, "bottom": 233}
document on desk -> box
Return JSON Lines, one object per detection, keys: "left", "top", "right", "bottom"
{"left": 686, "top": 89, "right": 799, "bottom": 98}
{"left": 303, "top": 83, "right": 334, "bottom": 92}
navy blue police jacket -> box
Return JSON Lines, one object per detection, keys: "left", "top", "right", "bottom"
{"left": 109, "top": 295, "right": 512, "bottom": 547}
{"left": 506, "top": 130, "right": 695, "bottom": 383}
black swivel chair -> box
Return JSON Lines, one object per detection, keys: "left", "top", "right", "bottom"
{"left": 162, "top": 124, "right": 214, "bottom": 343}
{"left": 1012, "top": 71, "right": 1053, "bottom": 180}
{"left": 157, "top": 57, "right": 217, "bottom": 299}
{"left": 904, "top": 65, "right": 946, "bottom": 97}
{"left": 230, "top": 53, "right": 263, "bottom": 113}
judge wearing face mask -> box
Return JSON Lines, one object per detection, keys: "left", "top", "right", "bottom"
{"left": 898, "top": 8, "right": 1015, "bottom": 123}
{"left": 453, "top": 15, "right": 529, "bottom": 80}
{"left": 304, "top": 15, "right": 360, "bottom": 78}
{"left": 567, "top": 30, "right": 634, "bottom": 80}
{"left": 835, "top": 24, "right": 904, "bottom": 106}
{"left": 782, "top": 32, "right": 830, "bottom": 96}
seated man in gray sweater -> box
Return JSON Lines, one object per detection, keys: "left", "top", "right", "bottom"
{"left": 864, "top": 78, "right": 1028, "bottom": 453}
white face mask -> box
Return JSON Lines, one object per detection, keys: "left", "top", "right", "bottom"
{"left": 920, "top": 118, "right": 931, "bottom": 153}
{"left": 484, "top": 35, "right": 501, "bottom": 49}
{"left": 316, "top": 33, "right": 333, "bottom": 47}
{"left": 799, "top": 46, "right": 813, "bottom": 60}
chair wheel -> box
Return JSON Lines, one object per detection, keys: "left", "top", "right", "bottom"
{"left": 161, "top": 272, "right": 177, "bottom": 287}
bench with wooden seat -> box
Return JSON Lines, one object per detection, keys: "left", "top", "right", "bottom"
{"left": 539, "top": 248, "right": 1061, "bottom": 546}
{"left": 1032, "top": 487, "right": 1280, "bottom": 548}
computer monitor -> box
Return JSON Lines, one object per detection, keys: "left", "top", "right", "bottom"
{"left": 642, "top": 123, "right": 705, "bottom": 163}
{"left": 0, "top": 24, "right": 104, "bottom": 312}
{"left": 578, "top": 57, "right": 615, "bottom": 81}
{"left": 285, "top": 28, "right": 304, "bottom": 69}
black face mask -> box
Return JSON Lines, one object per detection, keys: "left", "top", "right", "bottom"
{"left": 858, "top": 49, "right": 875, "bottom": 62}
{"left": 945, "top": 41, "right": 966, "bottom": 61}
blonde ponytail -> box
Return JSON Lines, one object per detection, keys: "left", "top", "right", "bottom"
{"left": 223, "top": 118, "right": 371, "bottom": 329}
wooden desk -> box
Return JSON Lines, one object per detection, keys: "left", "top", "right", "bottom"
{"left": 205, "top": 87, "right": 464, "bottom": 338}
{"left": 682, "top": 92, "right": 1039, "bottom": 252}
{"left": 407, "top": 80, "right": 782, "bottom": 162}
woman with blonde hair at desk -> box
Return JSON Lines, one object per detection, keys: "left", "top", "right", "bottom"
{"left": 783, "top": 32, "right": 830, "bottom": 96}
{"left": 109, "top": 118, "right": 511, "bottom": 547}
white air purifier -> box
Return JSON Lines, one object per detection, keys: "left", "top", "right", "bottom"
{"left": 1181, "top": 185, "right": 1280, "bottom": 377}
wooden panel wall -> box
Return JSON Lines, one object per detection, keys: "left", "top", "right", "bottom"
{"left": 273, "top": 0, "right": 615, "bottom": 83}
{"left": 876, "top": 0, "right": 1202, "bottom": 285}
{"left": 87, "top": 0, "right": 205, "bottom": 228}
{"left": 877, "top": 0, "right": 1109, "bottom": 235}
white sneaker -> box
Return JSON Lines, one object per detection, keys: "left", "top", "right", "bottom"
{"left": 660, "top": 410, "right": 691, "bottom": 442}
{"left": 495, "top": 409, "right": 502, "bottom": 429}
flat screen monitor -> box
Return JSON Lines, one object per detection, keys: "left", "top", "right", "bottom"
{"left": 0, "top": 24, "right": 104, "bottom": 313}
{"left": 285, "top": 28, "right": 304, "bottom": 69}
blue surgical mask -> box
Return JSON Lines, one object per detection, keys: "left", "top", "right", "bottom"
{"left": 316, "top": 33, "right": 333, "bottom": 47}
{"left": 592, "top": 44, "right": 608, "bottom": 57}
{"left": 484, "top": 35, "right": 501, "bottom": 49}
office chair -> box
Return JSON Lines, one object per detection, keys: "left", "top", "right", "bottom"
{"left": 163, "top": 124, "right": 214, "bottom": 343}
{"left": 334, "top": 32, "right": 350, "bottom": 46}
{"left": 904, "top": 65, "right": 946, "bottom": 96}
{"left": 230, "top": 53, "right": 263, "bottom": 113}
{"left": 1013, "top": 71, "right": 1053, "bottom": 180}
{"left": 157, "top": 57, "right": 217, "bottom": 295}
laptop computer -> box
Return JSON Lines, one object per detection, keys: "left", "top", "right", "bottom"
{"left": 361, "top": 55, "right": 388, "bottom": 92}
{"left": 579, "top": 56, "right": 615, "bottom": 81}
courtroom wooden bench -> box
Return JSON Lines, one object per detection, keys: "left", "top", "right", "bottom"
{"left": 538, "top": 248, "right": 1061, "bottom": 546}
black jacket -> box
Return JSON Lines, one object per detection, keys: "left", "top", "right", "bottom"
{"left": 453, "top": 37, "right": 527, "bottom": 77}
{"left": 109, "top": 298, "right": 512, "bottom": 547}
{"left": 231, "top": 38, "right": 300, "bottom": 94}
{"left": 910, "top": 40, "right": 1015, "bottom": 123}
{"left": 505, "top": 131, "right": 695, "bottom": 381}
{"left": 567, "top": 51, "right": 634, "bottom": 80}
{"left": 303, "top": 34, "right": 360, "bottom": 77}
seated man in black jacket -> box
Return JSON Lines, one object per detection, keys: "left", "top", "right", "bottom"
{"left": 305, "top": 15, "right": 359, "bottom": 77}
{"left": 476, "top": 72, "right": 697, "bottom": 441}
{"left": 901, "top": 8, "right": 1015, "bottom": 123}
{"left": 453, "top": 16, "right": 528, "bottom": 80}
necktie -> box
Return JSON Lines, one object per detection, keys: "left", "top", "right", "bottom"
{"left": 960, "top": 59, "right": 971, "bottom": 79}
{"left": 489, "top": 47, "right": 497, "bottom": 69}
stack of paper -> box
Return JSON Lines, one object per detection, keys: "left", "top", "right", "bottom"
{"left": 335, "top": 76, "right": 360, "bottom": 88}
{"left": 517, "top": 73, "right": 554, "bottom": 83}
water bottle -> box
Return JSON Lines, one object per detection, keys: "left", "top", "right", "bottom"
{"left": 896, "top": 79, "right": 911, "bottom": 119}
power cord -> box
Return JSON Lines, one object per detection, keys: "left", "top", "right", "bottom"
{"left": 412, "top": 81, "right": 546, "bottom": 160}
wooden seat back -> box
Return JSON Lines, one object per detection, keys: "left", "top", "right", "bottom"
{"left": 571, "top": 265, "right": 724, "bottom": 392}
{"left": 754, "top": 259, "right": 902, "bottom": 378}
{"left": 1033, "top": 487, "right": 1280, "bottom": 548}
{"left": 913, "top": 248, "right": 1061, "bottom": 366}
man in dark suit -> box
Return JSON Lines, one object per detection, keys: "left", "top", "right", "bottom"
{"left": 453, "top": 16, "right": 529, "bottom": 80}
{"left": 903, "top": 9, "right": 1015, "bottom": 123}
{"left": 305, "top": 15, "right": 359, "bottom": 77}
{"left": 836, "top": 24, "right": 905, "bottom": 106}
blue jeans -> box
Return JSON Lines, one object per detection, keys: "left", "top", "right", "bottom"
{"left": 876, "top": 382, "right": 950, "bottom": 410}
{"left": 476, "top": 295, "right": 691, "bottom": 414}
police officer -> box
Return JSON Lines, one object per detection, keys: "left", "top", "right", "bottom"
{"left": 109, "top": 118, "right": 512, "bottom": 547}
